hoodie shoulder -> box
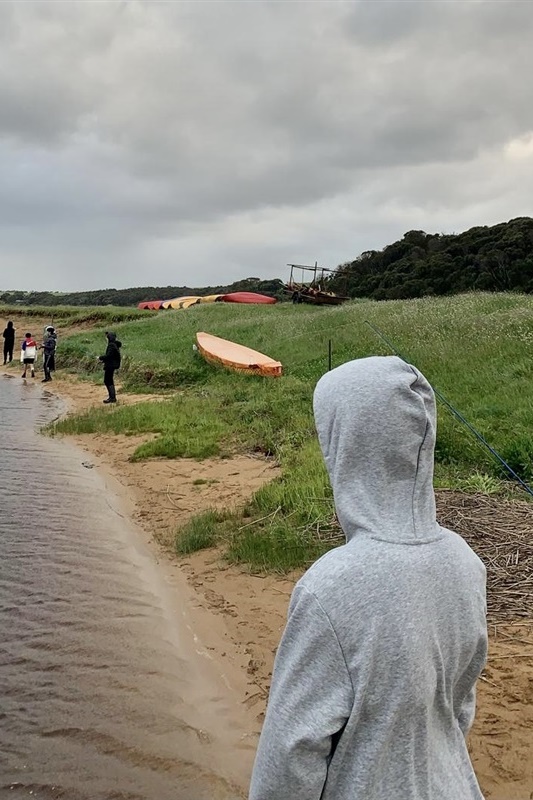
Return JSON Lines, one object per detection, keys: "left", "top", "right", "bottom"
{"left": 297, "top": 526, "right": 485, "bottom": 615}
{"left": 297, "top": 541, "right": 368, "bottom": 600}
{"left": 441, "top": 527, "right": 486, "bottom": 576}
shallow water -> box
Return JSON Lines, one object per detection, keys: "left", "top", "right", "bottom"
{"left": 0, "top": 376, "right": 250, "bottom": 799}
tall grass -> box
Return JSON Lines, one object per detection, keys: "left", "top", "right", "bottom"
{"left": 176, "top": 510, "right": 227, "bottom": 555}
{"left": 0, "top": 304, "right": 149, "bottom": 324}
{"left": 49, "top": 293, "right": 533, "bottom": 570}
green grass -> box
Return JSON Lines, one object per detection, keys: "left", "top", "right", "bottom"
{"left": 44, "top": 292, "right": 533, "bottom": 571}
{"left": 175, "top": 509, "right": 227, "bottom": 555}
{"left": 0, "top": 304, "right": 150, "bottom": 325}
{"left": 50, "top": 395, "right": 232, "bottom": 459}
{"left": 226, "top": 523, "right": 335, "bottom": 573}
{"left": 458, "top": 472, "right": 502, "bottom": 494}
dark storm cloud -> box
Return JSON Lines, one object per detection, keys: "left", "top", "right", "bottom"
{"left": 0, "top": 0, "right": 532, "bottom": 291}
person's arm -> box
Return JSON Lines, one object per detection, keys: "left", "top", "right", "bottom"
{"left": 457, "top": 686, "right": 477, "bottom": 738}
{"left": 249, "top": 584, "right": 353, "bottom": 800}
{"left": 99, "top": 345, "right": 111, "bottom": 364}
{"left": 456, "top": 627, "right": 488, "bottom": 737}
{"left": 456, "top": 563, "right": 487, "bottom": 739}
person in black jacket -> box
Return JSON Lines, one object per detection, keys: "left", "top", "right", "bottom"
{"left": 3, "top": 321, "right": 15, "bottom": 365}
{"left": 98, "top": 331, "right": 122, "bottom": 404}
{"left": 41, "top": 326, "right": 57, "bottom": 382}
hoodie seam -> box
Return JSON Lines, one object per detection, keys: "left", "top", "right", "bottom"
{"left": 411, "top": 416, "right": 430, "bottom": 540}
{"left": 410, "top": 369, "right": 431, "bottom": 539}
{"left": 300, "top": 585, "right": 355, "bottom": 702}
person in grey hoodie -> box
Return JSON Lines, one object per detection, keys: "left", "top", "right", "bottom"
{"left": 249, "top": 356, "right": 487, "bottom": 800}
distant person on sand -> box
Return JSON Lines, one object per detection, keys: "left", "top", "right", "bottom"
{"left": 41, "top": 326, "right": 57, "bottom": 383}
{"left": 21, "top": 333, "right": 38, "bottom": 379}
{"left": 43, "top": 325, "right": 57, "bottom": 346}
{"left": 3, "top": 320, "right": 15, "bottom": 365}
{"left": 98, "top": 331, "right": 122, "bottom": 404}
{"left": 249, "top": 356, "right": 487, "bottom": 800}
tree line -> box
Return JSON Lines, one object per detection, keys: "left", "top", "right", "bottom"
{"left": 328, "top": 217, "right": 533, "bottom": 300}
{"left": 0, "top": 277, "right": 286, "bottom": 307}
{"left": 3, "top": 218, "right": 533, "bottom": 306}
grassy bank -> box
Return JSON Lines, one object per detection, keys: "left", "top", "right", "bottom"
{"left": 47, "top": 292, "right": 533, "bottom": 570}
{"left": 0, "top": 304, "right": 149, "bottom": 325}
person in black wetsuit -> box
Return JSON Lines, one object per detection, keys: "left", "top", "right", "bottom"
{"left": 98, "top": 331, "right": 122, "bottom": 404}
{"left": 41, "top": 326, "right": 57, "bottom": 382}
{"left": 3, "top": 321, "right": 15, "bottom": 365}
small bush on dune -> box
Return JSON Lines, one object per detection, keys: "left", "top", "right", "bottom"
{"left": 175, "top": 510, "right": 227, "bottom": 554}
{"left": 460, "top": 472, "right": 504, "bottom": 495}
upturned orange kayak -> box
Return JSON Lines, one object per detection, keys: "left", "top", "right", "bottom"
{"left": 196, "top": 332, "right": 282, "bottom": 377}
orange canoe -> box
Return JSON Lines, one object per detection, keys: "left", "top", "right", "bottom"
{"left": 196, "top": 332, "right": 282, "bottom": 377}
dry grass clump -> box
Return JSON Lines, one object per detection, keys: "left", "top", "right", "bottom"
{"left": 436, "top": 491, "right": 533, "bottom": 622}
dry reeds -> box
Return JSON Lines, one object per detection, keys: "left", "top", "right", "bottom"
{"left": 436, "top": 491, "right": 533, "bottom": 622}
{"left": 302, "top": 492, "right": 533, "bottom": 622}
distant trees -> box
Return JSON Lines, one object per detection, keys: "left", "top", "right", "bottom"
{"left": 4, "top": 218, "right": 533, "bottom": 307}
{"left": 328, "top": 217, "right": 533, "bottom": 300}
{"left": 0, "top": 278, "right": 286, "bottom": 307}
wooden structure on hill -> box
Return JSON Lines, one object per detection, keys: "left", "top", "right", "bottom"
{"left": 284, "top": 262, "right": 349, "bottom": 306}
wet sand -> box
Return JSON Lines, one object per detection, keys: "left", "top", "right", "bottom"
{"left": 0, "top": 375, "right": 255, "bottom": 799}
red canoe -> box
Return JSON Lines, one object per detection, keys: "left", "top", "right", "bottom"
{"left": 219, "top": 292, "right": 276, "bottom": 305}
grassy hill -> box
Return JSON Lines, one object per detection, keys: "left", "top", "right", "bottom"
{"left": 4, "top": 217, "right": 533, "bottom": 309}
{"left": 43, "top": 292, "right": 533, "bottom": 569}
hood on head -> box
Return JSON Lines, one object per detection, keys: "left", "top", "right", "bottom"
{"left": 313, "top": 356, "right": 439, "bottom": 544}
{"left": 46, "top": 326, "right": 55, "bottom": 332}
{"left": 7, "top": 321, "right": 13, "bottom": 329}
{"left": 106, "top": 331, "right": 122, "bottom": 348}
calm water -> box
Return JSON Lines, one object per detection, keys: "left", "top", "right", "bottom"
{"left": 0, "top": 376, "right": 251, "bottom": 800}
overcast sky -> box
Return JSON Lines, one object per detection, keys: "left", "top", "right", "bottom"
{"left": 1, "top": 1, "right": 533, "bottom": 292}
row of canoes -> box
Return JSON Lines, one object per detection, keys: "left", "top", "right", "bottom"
{"left": 138, "top": 291, "right": 276, "bottom": 310}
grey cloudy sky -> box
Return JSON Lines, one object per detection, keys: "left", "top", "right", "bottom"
{"left": 1, "top": 0, "right": 533, "bottom": 292}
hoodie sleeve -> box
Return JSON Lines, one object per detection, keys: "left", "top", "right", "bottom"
{"left": 249, "top": 584, "right": 354, "bottom": 800}
{"left": 456, "top": 629, "right": 487, "bottom": 738}
{"left": 99, "top": 344, "right": 111, "bottom": 364}
{"left": 457, "top": 686, "right": 477, "bottom": 737}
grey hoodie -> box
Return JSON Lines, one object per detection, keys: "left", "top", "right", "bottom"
{"left": 249, "top": 356, "right": 487, "bottom": 800}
